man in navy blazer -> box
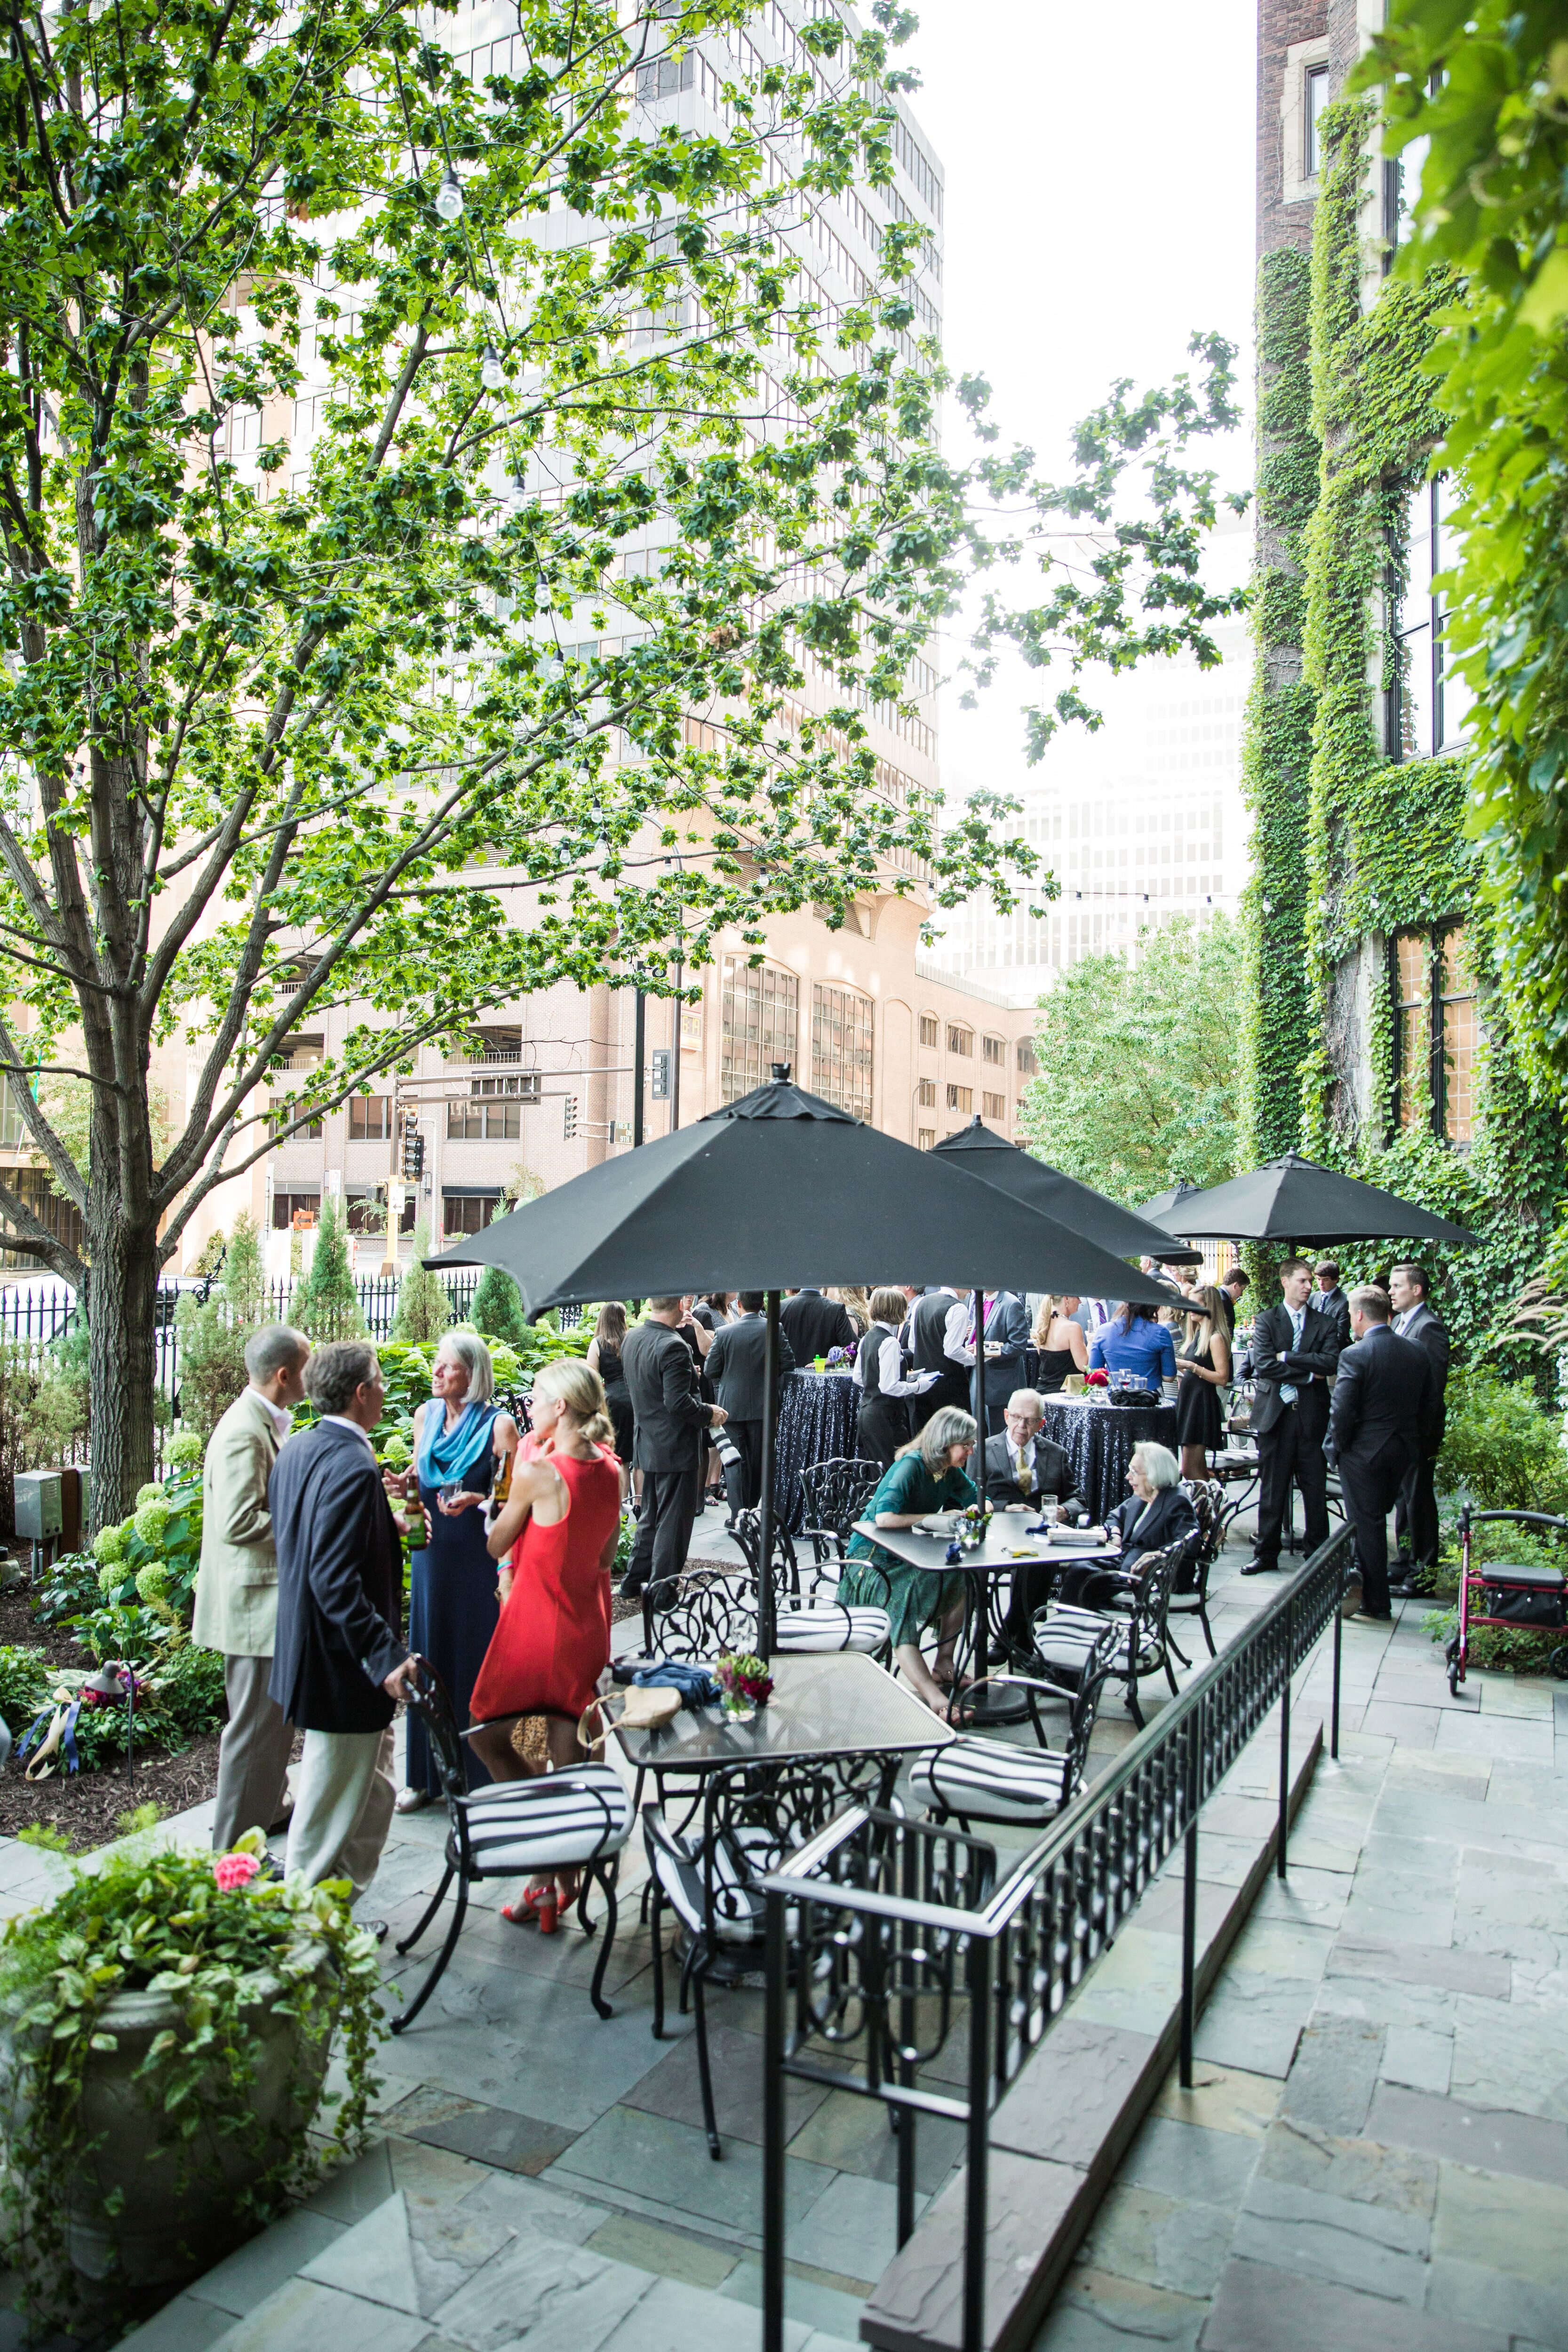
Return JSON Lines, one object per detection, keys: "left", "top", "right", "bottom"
{"left": 270, "top": 1340, "right": 416, "bottom": 1899}
{"left": 1328, "top": 1286, "right": 1436, "bottom": 1622}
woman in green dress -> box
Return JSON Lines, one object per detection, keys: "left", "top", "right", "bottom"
{"left": 840, "top": 1406, "right": 979, "bottom": 1716}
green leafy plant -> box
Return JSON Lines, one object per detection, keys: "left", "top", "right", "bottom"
{"left": 0, "top": 1645, "right": 53, "bottom": 1738}
{"left": 1435, "top": 1368, "right": 1568, "bottom": 1516}
{"left": 471, "top": 1263, "right": 530, "bottom": 1351}
{"left": 15, "top": 1823, "right": 72, "bottom": 1856}
{"left": 389, "top": 1223, "right": 454, "bottom": 1346}
{"left": 292, "top": 1202, "right": 367, "bottom": 1343}
{"left": 0, "top": 1840, "right": 386, "bottom": 2313}
{"left": 174, "top": 1216, "right": 269, "bottom": 1439}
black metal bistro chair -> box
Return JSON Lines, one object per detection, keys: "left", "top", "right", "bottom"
{"left": 1168, "top": 1478, "right": 1226, "bottom": 1662}
{"left": 797, "top": 1458, "right": 886, "bottom": 1589}
{"left": 909, "top": 1624, "right": 1123, "bottom": 1832}
{"left": 390, "top": 1664, "right": 633, "bottom": 2034}
{"left": 641, "top": 1752, "right": 886, "bottom": 2160}
{"left": 1031, "top": 1534, "right": 1192, "bottom": 1727}
{"left": 730, "top": 1510, "right": 892, "bottom": 1655}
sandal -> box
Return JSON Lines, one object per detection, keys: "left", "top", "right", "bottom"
{"left": 501, "top": 1879, "right": 554, "bottom": 1928}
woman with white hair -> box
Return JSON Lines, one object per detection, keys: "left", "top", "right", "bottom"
{"left": 394, "top": 1330, "right": 519, "bottom": 1811}
{"left": 1055, "top": 1442, "right": 1196, "bottom": 1610}
{"left": 839, "top": 1405, "right": 979, "bottom": 1717}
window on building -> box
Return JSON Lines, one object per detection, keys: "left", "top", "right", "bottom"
{"left": 919, "top": 1014, "right": 939, "bottom": 1048}
{"left": 348, "top": 1094, "right": 393, "bottom": 1141}
{"left": 1387, "top": 478, "right": 1471, "bottom": 761}
{"left": 947, "top": 1025, "right": 972, "bottom": 1057}
{"left": 443, "top": 1189, "right": 500, "bottom": 1237}
{"left": 1440, "top": 928, "right": 1477, "bottom": 1144}
{"left": 0, "top": 1079, "right": 24, "bottom": 1150}
{"left": 982, "top": 1034, "right": 1005, "bottom": 1066}
{"left": 811, "top": 983, "right": 873, "bottom": 1120}
{"left": 271, "top": 1188, "right": 321, "bottom": 1231}
{"left": 917, "top": 1077, "right": 936, "bottom": 1107}
{"left": 917, "top": 1127, "right": 935, "bottom": 1151}
{"left": 983, "top": 1091, "right": 1005, "bottom": 1120}
{"left": 271, "top": 1099, "right": 324, "bottom": 1141}
{"left": 1016, "top": 1038, "right": 1038, "bottom": 1077}
{"left": 946, "top": 1083, "right": 972, "bottom": 1113}
{"left": 447, "top": 1094, "right": 522, "bottom": 1141}
{"left": 722, "top": 957, "right": 798, "bottom": 1103}
{"left": 1393, "top": 923, "right": 1476, "bottom": 1142}
{"left": 1304, "top": 62, "right": 1329, "bottom": 179}
{"left": 346, "top": 1185, "right": 416, "bottom": 1236}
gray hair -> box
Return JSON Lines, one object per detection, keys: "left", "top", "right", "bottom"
{"left": 245, "top": 1324, "right": 309, "bottom": 1383}
{"left": 1349, "top": 1283, "right": 1392, "bottom": 1323}
{"left": 305, "top": 1340, "right": 380, "bottom": 1417}
{"left": 438, "top": 1329, "right": 494, "bottom": 1404}
{"left": 1006, "top": 1389, "right": 1044, "bottom": 1420}
{"left": 912, "top": 1405, "right": 979, "bottom": 1472}
{"left": 1130, "top": 1440, "right": 1179, "bottom": 1491}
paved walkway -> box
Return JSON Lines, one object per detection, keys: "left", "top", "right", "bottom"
{"left": 3, "top": 1496, "right": 1562, "bottom": 2350}
{"left": 1039, "top": 1605, "right": 1568, "bottom": 2351}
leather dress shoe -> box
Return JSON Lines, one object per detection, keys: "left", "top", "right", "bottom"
{"left": 1239, "top": 1558, "right": 1276, "bottom": 1577}
{"left": 357, "top": 1919, "right": 390, "bottom": 1944}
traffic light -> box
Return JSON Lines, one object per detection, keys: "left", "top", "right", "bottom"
{"left": 650, "top": 1049, "right": 670, "bottom": 1101}
{"left": 400, "top": 1120, "right": 424, "bottom": 1181}
{"left": 563, "top": 1095, "right": 578, "bottom": 1140}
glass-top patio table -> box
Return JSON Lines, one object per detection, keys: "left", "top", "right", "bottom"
{"left": 850, "top": 1516, "right": 1123, "bottom": 1723}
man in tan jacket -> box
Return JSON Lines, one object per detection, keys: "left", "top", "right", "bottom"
{"left": 193, "top": 1326, "right": 310, "bottom": 1851}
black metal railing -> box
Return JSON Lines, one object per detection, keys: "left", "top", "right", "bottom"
{"left": 758, "top": 1524, "right": 1355, "bottom": 2352}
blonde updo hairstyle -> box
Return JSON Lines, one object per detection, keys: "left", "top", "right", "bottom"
{"left": 531, "top": 1357, "right": 614, "bottom": 1447}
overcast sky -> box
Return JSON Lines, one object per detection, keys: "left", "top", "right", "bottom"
{"left": 900, "top": 0, "right": 1257, "bottom": 809}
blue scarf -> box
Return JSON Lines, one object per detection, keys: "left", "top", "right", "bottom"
{"left": 418, "top": 1399, "right": 497, "bottom": 1490}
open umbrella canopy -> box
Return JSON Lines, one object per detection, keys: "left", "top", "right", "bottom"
{"left": 429, "top": 1076, "right": 1177, "bottom": 1311}
{"left": 1138, "top": 1180, "right": 1201, "bottom": 1223}
{"left": 1142, "top": 1152, "right": 1479, "bottom": 1247}
{"left": 935, "top": 1119, "right": 1202, "bottom": 1266}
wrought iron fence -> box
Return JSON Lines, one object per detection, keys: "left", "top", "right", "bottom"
{"left": 758, "top": 1524, "right": 1356, "bottom": 2352}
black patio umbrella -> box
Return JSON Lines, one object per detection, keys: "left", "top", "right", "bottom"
{"left": 430, "top": 1071, "right": 1174, "bottom": 1652}
{"left": 1138, "top": 1180, "right": 1201, "bottom": 1224}
{"left": 935, "top": 1120, "right": 1202, "bottom": 1267}
{"left": 1142, "top": 1151, "right": 1479, "bottom": 1248}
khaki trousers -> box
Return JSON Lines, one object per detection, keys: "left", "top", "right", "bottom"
{"left": 284, "top": 1725, "right": 397, "bottom": 1899}
{"left": 211, "top": 1653, "right": 294, "bottom": 1854}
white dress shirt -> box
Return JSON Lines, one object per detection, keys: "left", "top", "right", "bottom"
{"left": 252, "top": 1390, "right": 294, "bottom": 1443}
{"left": 853, "top": 1323, "right": 926, "bottom": 1398}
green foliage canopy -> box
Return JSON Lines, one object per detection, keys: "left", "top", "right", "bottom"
{"left": 1018, "top": 914, "right": 1242, "bottom": 1206}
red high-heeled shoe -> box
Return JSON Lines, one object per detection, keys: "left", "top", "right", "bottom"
{"left": 501, "top": 1880, "right": 553, "bottom": 1927}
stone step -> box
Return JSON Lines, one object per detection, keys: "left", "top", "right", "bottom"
{"left": 120, "top": 2130, "right": 864, "bottom": 2352}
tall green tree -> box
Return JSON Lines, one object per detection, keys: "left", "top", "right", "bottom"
{"left": 293, "top": 1200, "right": 366, "bottom": 1340}
{"left": 391, "top": 1220, "right": 454, "bottom": 1344}
{"left": 0, "top": 0, "right": 1244, "bottom": 1521}
{"left": 1356, "top": 5, "right": 1568, "bottom": 1085}
{"left": 1018, "top": 915, "right": 1242, "bottom": 1206}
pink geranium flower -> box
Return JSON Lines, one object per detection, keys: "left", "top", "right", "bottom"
{"left": 213, "top": 1852, "right": 261, "bottom": 1892}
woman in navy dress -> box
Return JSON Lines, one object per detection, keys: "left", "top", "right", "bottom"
{"left": 395, "top": 1332, "right": 519, "bottom": 1808}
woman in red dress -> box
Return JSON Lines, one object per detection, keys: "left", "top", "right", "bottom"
{"left": 467, "top": 1359, "right": 623, "bottom": 1927}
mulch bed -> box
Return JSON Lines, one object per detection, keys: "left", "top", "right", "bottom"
{"left": 0, "top": 1585, "right": 227, "bottom": 1856}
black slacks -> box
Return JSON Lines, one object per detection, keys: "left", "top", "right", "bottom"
{"left": 857, "top": 1396, "right": 908, "bottom": 1470}
{"left": 1394, "top": 1452, "right": 1440, "bottom": 1569}
{"left": 912, "top": 1371, "right": 969, "bottom": 1433}
{"left": 1255, "top": 1398, "right": 1329, "bottom": 1567}
{"left": 720, "top": 1420, "right": 764, "bottom": 1517}
{"left": 1339, "top": 1438, "right": 1414, "bottom": 1616}
{"left": 627, "top": 1463, "right": 701, "bottom": 1600}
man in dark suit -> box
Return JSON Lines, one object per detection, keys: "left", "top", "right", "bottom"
{"left": 1243, "top": 1257, "right": 1344, "bottom": 1576}
{"left": 984, "top": 1391, "right": 1084, "bottom": 1661}
{"left": 906, "top": 1284, "right": 970, "bottom": 1429}
{"left": 1388, "top": 1262, "right": 1451, "bottom": 1589}
{"left": 704, "top": 1293, "right": 796, "bottom": 1516}
{"left": 622, "top": 1297, "right": 728, "bottom": 1604}
{"left": 1313, "top": 1259, "right": 1353, "bottom": 1351}
{"left": 1329, "top": 1285, "right": 1437, "bottom": 1621}
{"left": 270, "top": 1341, "right": 415, "bottom": 1899}
{"left": 1218, "top": 1265, "right": 1249, "bottom": 1340}
{"left": 779, "top": 1286, "right": 857, "bottom": 1365}
{"left": 955, "top": 1289, "right": 1030, "bottom": 1435}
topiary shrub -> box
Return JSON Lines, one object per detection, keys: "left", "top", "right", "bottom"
{"left": 471, "top": 1262, "right": 529, "bottom": 1349}
{"left": 1436, "top": 1368, "right": 1568, "bottom": 1515}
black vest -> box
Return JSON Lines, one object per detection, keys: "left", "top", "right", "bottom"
{"left": 857, "top": 1325, "right": 894, "bottom": 1398}
{"left": 910, "top": 1291, "right": 957, "bottom": 1375}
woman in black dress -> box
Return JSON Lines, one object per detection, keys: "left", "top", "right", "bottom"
{"left": 1176, "top": 1284, "right": 1231, "bottom": 1479}
{"left": 586, "top": 1302, "right": 634, "bottom": 1495}
{"left": 1030, "top": 1294, "right": 1089, "bottom": 1393}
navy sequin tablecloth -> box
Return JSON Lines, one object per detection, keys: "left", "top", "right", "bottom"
{"left": 1038, "top": 1397, "right": 1180, "bottom": 1526}
{"left": 773, "top": 1371, "right": 860, "bottom": 1531}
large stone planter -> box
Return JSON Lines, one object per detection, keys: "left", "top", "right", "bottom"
{"left": 5, "top": 1969, "right": 332, "bottom": 2288}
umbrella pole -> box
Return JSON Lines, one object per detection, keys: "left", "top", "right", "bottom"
{"left": 758, "top": 1290, "right": 780, "bottom": 1657}
{"left": 972, "top": 1288, "right": 987, "bottom": 1474}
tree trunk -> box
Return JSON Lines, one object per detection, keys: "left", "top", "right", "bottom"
{"left": 87, "top": 1204, "right": 160, "bottom": 1533}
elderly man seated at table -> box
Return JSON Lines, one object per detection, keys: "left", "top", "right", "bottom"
{"left": 839, "top": 1406, "right": 979, "bottom": 1719}
{"left": 1055, "top": 1441, "right": 1196, "bottom": 1611}
{"left": 984, "top": 1389, "right": 1084, "bottom": 1664}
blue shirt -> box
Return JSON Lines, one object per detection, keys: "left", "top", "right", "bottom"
{"left": 1090, "top": 1318, "right": 1177, "bottom": 1385}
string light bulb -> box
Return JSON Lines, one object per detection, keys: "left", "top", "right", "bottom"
{"left": 480, "top": 342, "right": 505, "bottom": 391}
{"left": 435, "top": 168, "right": 463, "bottom": 222}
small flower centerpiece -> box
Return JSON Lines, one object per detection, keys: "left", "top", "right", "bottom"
{"left": 714, "top": 1652, "right": 773, "bottom": 1723}
{"left": 959, "top": 1502, "right": 991, "bottom": 1552}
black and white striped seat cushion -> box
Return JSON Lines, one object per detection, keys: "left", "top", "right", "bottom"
{"left": 1033, "top": 1603, "right": 1132, "bottom": 1675}
{"left": 774, "top": 1604, "right": 890, "bottom": 1654}
{"left": 909, "top": 1737, "right": 1075, "bottom": 1825}
{"left": 456, "top": 1765, "right": 633, "bottom": 1872}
